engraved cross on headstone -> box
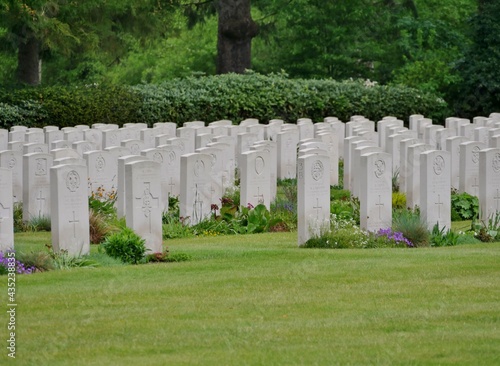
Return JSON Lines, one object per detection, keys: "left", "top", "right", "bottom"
{"left": 253, "top": 187, "right": 264, "bottom": 204}
{"left": 36, "top": 190, "right": 46, "bottom": 217}
{"left": 135, "top": 182, "right": 160, "bottom": 233}
{"left": 375, "top": 195, "right": 384, "bottom": 220}
{"left": 472, "top": 176, "right": 479, "bottom": 194}
{"left": 313, "top": 198, "right": 322, "bottom": 220}
{"left": 435, "top": 194, "right": 444, "bottom": 219}
{"left": 168, "top": 177, "right": 176, "bottom": 195}
{"left": 0, "top": 202, "right": 10, "bottom": 226}
{"left": 69, "top": 211, "right": 79, "bottom": 238}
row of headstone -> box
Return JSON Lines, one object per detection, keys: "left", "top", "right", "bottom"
{"left": 343, "top": 113, "right": 500, "bottom": 235}
{"left": 1, "top": 112, "right": 499, "bottom": 252}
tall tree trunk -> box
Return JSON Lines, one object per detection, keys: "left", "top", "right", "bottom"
{"left": 17, "top": 31, "right": 42, "bottom": 85}
{"left": 216, "top": 0, "right": 259, "bottom": 74}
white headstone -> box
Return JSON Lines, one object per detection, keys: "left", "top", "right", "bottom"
{"left": 22, "top": 153, "right": 53, "bottom": 222}
{"left": 297, "top": 153, "right": 330, "bottom": 245}
{"left": 406, "top": 143, "right": 433, "bottom": 209}
{"left": 360, "top": 152, "right": 392, "bottom": 232}
{"left": 117, "top": 155, "right": 147, "bottom": 219}
{"left": 478, "top": 148, "right": 500, "bottom": 221}
{"left": 459, "top": 141, "right": 487, "bottom": 196}
{"left": 240, "top": 150, "right": 271, "bottom": 210}
{"left": 277, "top": 130, "right": 299, "bottom": 179}
{"left": 180, "top": 153, "right": 212, "bottom": 225}
{"left": 125, "top": 160, "right": 163, "bottom": 254}
{"left": 420, "top": 150, "right": 451, "bottom": 230}
{"left": 0, "top": 168, "right": 14, "bottom": 251}
{"left": 50, "top": 164, "right": 90, "bottom": 256}
{"left": 0, "top": 150, "right": 22, "bottom": 203}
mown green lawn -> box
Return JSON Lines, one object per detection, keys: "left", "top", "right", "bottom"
{"left": 3, "top": 231, "right": 500, "bottom": 365}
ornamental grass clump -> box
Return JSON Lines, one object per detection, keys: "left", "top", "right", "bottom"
{"left": 392, "top": 209, "right": 430, "bottom": 247}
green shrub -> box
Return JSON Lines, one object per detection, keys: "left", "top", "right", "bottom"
{"left": 0, "top": 83, "right": 142, "bottom": 129}
{"left": 0, "top": 73, "right": 448, "bottom": 129}
{"left": 132, "top": 73, "right": 448, "bottom": 125}
{"left": 451, "top": 191, "right": 479, "bottom": 221}
{"left": 101, "top": 227, "right": 148, "bottom": 264}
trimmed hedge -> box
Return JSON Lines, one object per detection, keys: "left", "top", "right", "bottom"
{"left": 0, "top": 72, "right": 449, "bottom": 129}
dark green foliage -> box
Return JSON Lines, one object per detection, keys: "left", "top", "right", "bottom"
{"left": 0, "top": 83, "right": 142, "bottom": 129}
{"left": 101, "top": 227, "right": 148, "bottom": 264}
{"left": 451, "top": 191, "right": 479, "bottom": 221}
{"left": 0, "top": 73, "right": 448, "bottom": 129}
{"left": 453, "top": 0, "right": 500, "bottom": 118}
{"left": 132, "top": 73, "right": 449, "bottom": 125}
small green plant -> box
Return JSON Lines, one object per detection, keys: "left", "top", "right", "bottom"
{"left": 25, "top": 215, "right": 52, "bottom": 232}
{"left": 302, "top": 215, "right": 370, "bottom": 249}
{"left": 13, "top": 202, "right": 27, "bottom": 232}
{"left": 430, "top": 223, "right": 459, "bottom": 247}
{"left": 451, "top": 191, "right": 479, "bottom": 221}
{"left": 51, "top": 251, "right": 100, "bottom": 270}
{"left": 471, "top": 212, "right": 500, "bottom": 242}
{"left": 240, "top": 204, "right": 283, "bottom": 234}
{"left": 101, "top": 227, "right": 148, "bottom": 264}
{"left": 392, "top": 209, "right": 430, "bottom": 247}
{"left": 88, "top": 185, "right": 117, "bottom": 218}
{"left": 392, "top": 192, "right": 406, "bottom": 210}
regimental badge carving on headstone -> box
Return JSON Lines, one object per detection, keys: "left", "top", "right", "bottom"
{"left": 110, "top": 134, "right": 117, "bottom": 144}
{"left": 35, "top": 158, "right": 47, "bottom": 176}
{"left": 493, "top": 153, "right": 500, "bottom": 173}
{"left": 374, "top": 159, "right": 385, "bottom": 178}
{"left": 34, "top": 147, "right": 43, "bottom": 153}
{"left": 179, "top": 141, "right": 185, "bottom": 152}
{"left": 255, "top": 156, "right": 265, "bottom": 175}
{"left": 96, "top": 155, "right": 106, "bottom": 172}
{"left": 311, "top": 160, "right": 324, "bottom": 181}
{"left": 8, "top": 157, "right": 15, "bottom": 169}
{"left": 66, "top": 170, "right": 81, "bottom": 192}
{"left": 153, "top": 152, "right": 163, "bottom": 164}
{"left": 131, "top": 144, "right": 140, "bottom": 155}
{"left": 167, "top": 151, "right": 176, "bottom": 165}
{"left": 433, "top": 155, "right": 445, "bottom": 175}
{"left": 210, "top": 154, "right": 217, "bottom": 168}
{"left": 472, "top": 146, "right": 480, "bottom": 164}
{"left": 194, "top": 159, "right": 205, "bottom": 177}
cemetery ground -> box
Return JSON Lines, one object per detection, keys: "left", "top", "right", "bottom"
{"left": 8, "top": 227, "right": 500, "bottom": 365}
